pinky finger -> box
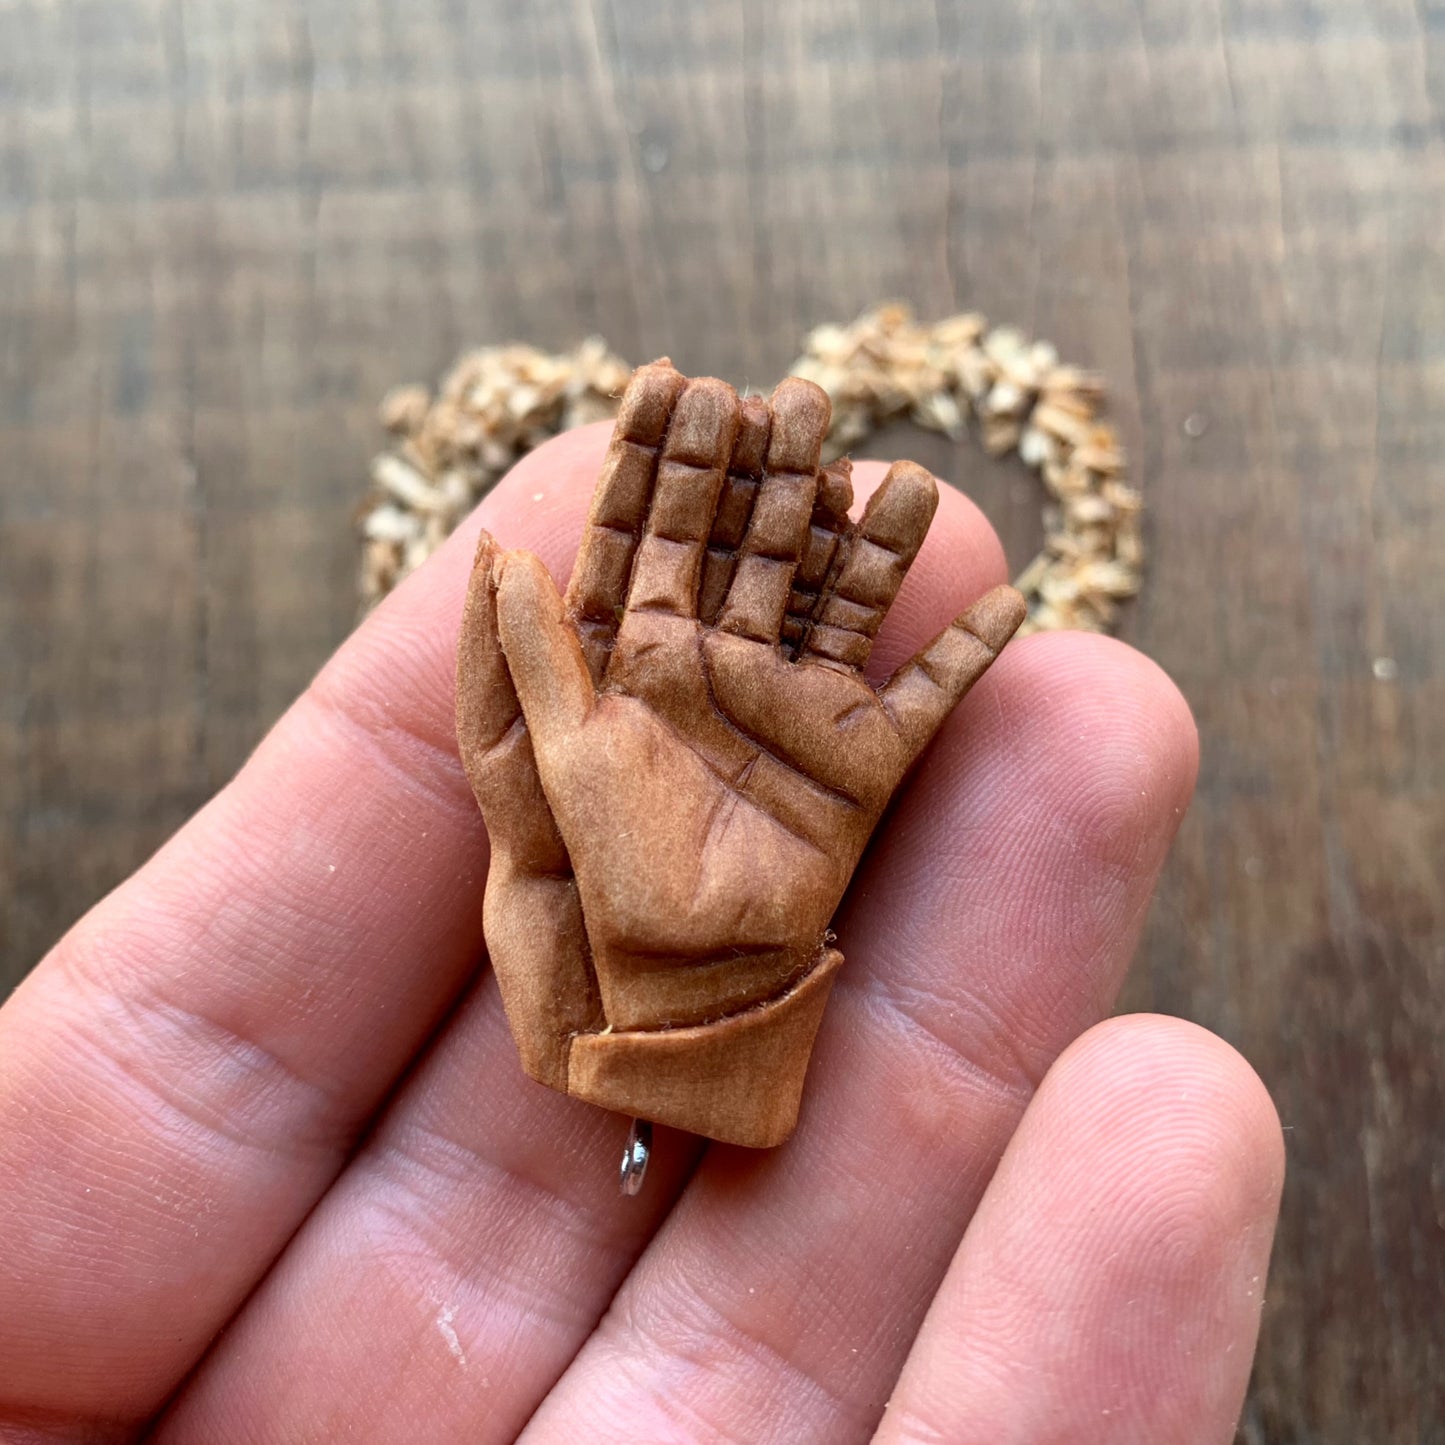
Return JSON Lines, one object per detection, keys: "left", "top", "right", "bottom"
{"left": 874, "top": 1015, "right": 1284, "bottom": 1445}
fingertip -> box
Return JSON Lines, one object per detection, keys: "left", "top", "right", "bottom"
{"left": 933, "top": 481, "right": 1008, "bottom": 588}
{"left": 618, "top": 360, "right": 688, "bottom": 445}
{"left": 732, "top": 395, "right": 773, "bottom": 478}
{"left": 966, "top": 630, "right": 1200, "bottom": 832}
{"left": 1008, "top": 1015, "right": 1285, "bottom": 1436}
{"left": 848, "top": 459, "right": 1003, "bottom": 559}
{"left": 493, "top": 545, "right": 556, "bottom": 611}
{"left": 858, "top": 460, "right": 939, "bottom": 557}
{"left": 492, "top": 547, "right": 561, "bottom": 652}
{"left": 769, "top": 374, "right": 830, "bottom": 419}
{"left": 889, "top": 1012, "right": 1284, "bottom": 1445}
{"left": 1083, "top": 634, "right": 1201, "bottom": 805}
{"left": 494, "top": 548, "right": 595, "bottom": 737}
{"left": 472, "top": 527, "right": 498, "bottom": 571}
{"left": 1046, "top": 1013, "right": 1286, "bottom": 1228}
{"left": 817, "top": 457, "right": 854, "bottom": 518}
{"left": 874, "top": 458, "right": 940, "bottom": 506}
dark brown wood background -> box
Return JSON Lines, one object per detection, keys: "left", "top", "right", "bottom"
{"left": 2, "top": 1, "right": 1441, "bottom": 1438}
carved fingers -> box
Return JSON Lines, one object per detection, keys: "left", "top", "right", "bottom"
{"left": 784, "top": 458, "right": 854, "bottom": 656}
{"left": 564, "top": 360, "right": 690, "bottom": 679}
{"left": 699, "top": 395, "right": 772, "bottom": 624}
{"left": 798, "top": 460, "right": 939, "bottom": 674}
{"left": 457, "top": 532, "right": 519, "bottom": 761}
{"left": 457, "top": 534, "right": 601, "bottom": 1090}
{"left": 879, "top": 583, "right": 1028, "bottom": 764}
{"left": 494, "top": 548, "right": 598, "bottom": 756}
{"left": 459, "top": 359, "right": 1030, "bottom": 1150}
{"left": 481, "top": 360, "right": 1024, "bottom": 834}
{"left": 567, "top": 363, "right": 834, "bottom": 673}
{"left": 624, "top": 377, "right": 742, "bottom": 618}
{"left": 714, "top": 378, "right": 830, "bottom": 644}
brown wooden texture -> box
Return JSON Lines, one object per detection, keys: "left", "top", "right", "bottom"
{"left": 458, "top": 363, "right": 1023, "bottom": 1146}
{"left": 0, "top": 1, "right": 1440, "bottom": 1437}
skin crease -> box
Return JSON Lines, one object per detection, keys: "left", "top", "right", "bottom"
{"left": 0, "top": 423, "right": 1284, "bottom": 1445}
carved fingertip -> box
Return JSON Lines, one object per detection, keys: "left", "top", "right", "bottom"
{"left": 487, "top": 543, "right": 512, "bottom": 592}
{"left": 880, "top": 458, "right": 940, "bottom": 503}
{"left": 491, "top": 547, "right": 532, "bottom": 598}
{"left": 683, "top": 374, "right": 742, "bottom": 410}
{"left": 818, "top": 458, "right": 854, "bottom": 518}
{"left": 864, "top": 460, "right": 940, "bottom": 548}
{"left": 618, "top": 362, "right": 688, "bottom": 443}
{"left": 732, "top": 395, "right": 773, "bottom": 477}
{"left": 666, "top": 376, "right": 742, "bottom": 463}
{"left": 767, "top": 378, "right": 832, "bottom": 468}
{"left": 959, "top": 584, "right": 1027, "bottom": 654}
{"left": 771, "top": 375, "right": 830, "bottom": 417}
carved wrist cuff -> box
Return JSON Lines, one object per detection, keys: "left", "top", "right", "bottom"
{"left": 565, "top": 947, "right": 843, "bottom": 1148}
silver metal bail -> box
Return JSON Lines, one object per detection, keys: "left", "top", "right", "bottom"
{"left": 619, "top": 1117, "right": 652, "bottom": 1196}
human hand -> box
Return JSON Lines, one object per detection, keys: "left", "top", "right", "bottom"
{"left": 0, "top": 420, "right": 1283, "bottom": 1443}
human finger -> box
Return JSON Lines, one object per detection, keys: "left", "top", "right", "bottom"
{"left": 0, "top": 424, "right": 608, "bottom": 1433}
{"left": 151, "top": 456, "right": 1010, "bottom": 1444}
{"left": 875, "top": 1015, "right": 1284, "bottom": 1445}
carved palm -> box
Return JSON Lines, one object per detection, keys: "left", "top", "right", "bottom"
{"left": 458, "top": 361, "right": 1022, "bottom": 1104}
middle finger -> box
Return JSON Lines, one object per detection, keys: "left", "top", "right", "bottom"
{"left": 158, "top": 454, "right": 1004, "bottom": 1442}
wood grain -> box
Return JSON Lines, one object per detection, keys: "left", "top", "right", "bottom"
{"left": 1, "top": 0, "right": 1440, "bottom": 1437}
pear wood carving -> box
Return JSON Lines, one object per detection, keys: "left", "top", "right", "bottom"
{"left": 456, "top": 360, "right": 1023, "bottom": 1148}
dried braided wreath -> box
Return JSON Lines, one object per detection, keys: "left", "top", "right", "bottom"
{"left": 358, "top": 305, "right": 1142, "bottom": 635}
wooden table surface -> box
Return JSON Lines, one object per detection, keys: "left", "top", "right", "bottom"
{"left": 2, "top": 1, "right": 1441, "bottom": 1437}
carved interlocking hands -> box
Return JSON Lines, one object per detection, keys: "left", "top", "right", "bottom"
{"left": 457, "top": 361, "right": 1023, "bottom": 1147}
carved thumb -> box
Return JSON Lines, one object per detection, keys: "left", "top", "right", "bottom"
{"left": 493, "top": 548, "right": 597, "bottom": 752}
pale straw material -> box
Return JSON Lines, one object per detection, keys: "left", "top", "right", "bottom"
{"left": 358, "top": 305, "right": 1142, "bottom": 634}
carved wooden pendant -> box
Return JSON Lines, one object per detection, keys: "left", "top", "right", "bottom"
{"left": 456, "top": 360, "right": 1023, "bottom": 1148}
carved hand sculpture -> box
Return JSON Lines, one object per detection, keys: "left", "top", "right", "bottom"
{"left": 457, "top": 361, "right": 1024, "bottom": 1147}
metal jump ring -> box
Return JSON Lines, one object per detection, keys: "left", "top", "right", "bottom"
{"left": 619, "top": 1117, "right": 652, "bottom": 1196}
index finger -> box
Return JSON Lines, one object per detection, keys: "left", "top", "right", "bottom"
{"left": 0, "top": 424, "right": 611, "bottom": 1432}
